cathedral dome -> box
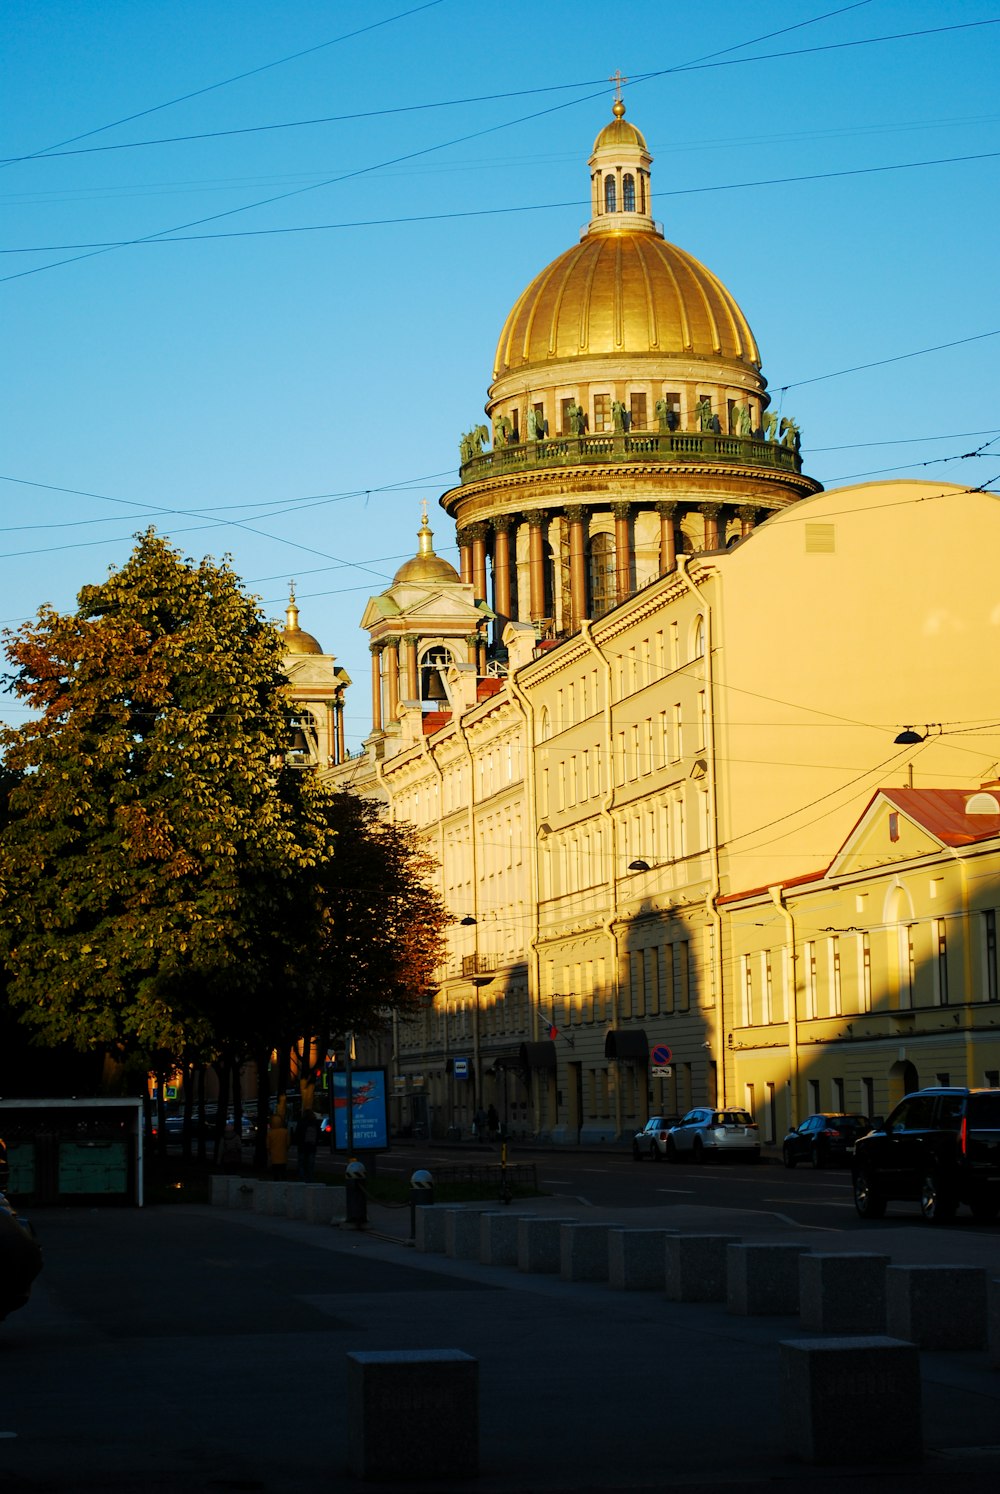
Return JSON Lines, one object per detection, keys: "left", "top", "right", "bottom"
{"left": 282, "top": 592, "right": 324, "bottom": 655}
{"left": 492, "top": 231, "right": 761, "bottom": 379}
{"left": 393, "top": 512, "right": 460, "bottom": 585}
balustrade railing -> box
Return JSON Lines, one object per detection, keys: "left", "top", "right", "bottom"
{"left": 459, "top": 429, "right": 801, "bottom": 483}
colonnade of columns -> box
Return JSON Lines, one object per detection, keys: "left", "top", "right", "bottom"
{"left": 369, "top": 631, "right": 486, "bottom": 734}
{"left": 455, "top": 499, "right": 759, "bottom": 640}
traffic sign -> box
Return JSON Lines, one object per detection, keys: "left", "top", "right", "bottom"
{"left": 650, "top": 1044, "right": 672, "bottom": 1067}
{"left": 652, "top": 1065, "right": 673, "bottom": 1079}
{"left": 452, "top": 1057, "right": 470, "bottom": 1080}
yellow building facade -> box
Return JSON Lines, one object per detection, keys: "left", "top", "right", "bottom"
{"left": 316, "top": 101, "right": 1000, "bottom": 1143}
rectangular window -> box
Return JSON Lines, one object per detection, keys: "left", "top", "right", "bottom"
{"left": 765, "top": 1082, "right": 777, "bottom": 1144}
{"left": 677, "top": 940, "right": 690, "bottom": 1011}
{"left": 620, "top": 952, "right": 632, "bottom": 1018}
{"left": 934, "top": 918, "right": 949, "bottom": 1005}
{"left": 762, "top": 953, "right": 774, "bottom": 1025}
{"left": 861, "top": 1077, "right": 875, "bottom": 1118}
{"left": 662, "top": 944, "right": 674, "bottom": 1014}
{"left": 593, "top": 394, "right": 612, "bottom": 432}
{"left": 984, "top": 910, "right": 998, "bottom": 1001}
{"left": 740, "top": 955, "right": 753, "bottom": 1027}
{"left": 804, "top": 940, "right": 817, "bottom": 1020}
{"left": 671, "top": 703, "right": 683, "bottom": 761}
{"left": 859, "top": 932, "right": 872, "bottom": 1013}
{"left": 663, "top": 391, "right": 681, "bottom": 423}
{"left": 629, "top": 392, "right": 648, "bottom": 429}
{"left": 808, "top": 1079, "right": 821, "bottom": 1111}
{"left": 832, "top": 1076, "right": 845, "bottom": 1111}
{"left": 647, "top": 947, "right": 660, "bottom": 1016}
{"left": 698, "top": 690, "right": 707, "bottom": 749}
{"left": 829, "top": 936, "right": 842, "bottom": 1016}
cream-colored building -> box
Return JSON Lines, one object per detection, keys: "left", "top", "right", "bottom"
{"left": 315, "top": 99, "right": 1000, "bottom": 1143}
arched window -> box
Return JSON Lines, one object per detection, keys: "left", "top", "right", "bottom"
{"left": 692, "top": 615, "right": 706, "bottom": 660}
{"left": 623, "top": 174, "right": 636, "bottom": 212}
{"left": 588, "top": 532, "right": 617, "bottom": 619}
{"left": 604, "top": 174, "right": 617, "bottom": 212}
{"left": 538, "top": 705, "right": 552, "bottom": 743}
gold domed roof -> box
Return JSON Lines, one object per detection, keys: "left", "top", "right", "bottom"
{"left": 282, "top": 589, "right": 324, "bottom": 655}
{"left": 592, "top": 111, "right": 647, "bottom": 153}
{"left": 493, "top": 231, "right": 761, "bottom": 379}
{"left": 393, "top": 512, "right": 460, "bottom": 585}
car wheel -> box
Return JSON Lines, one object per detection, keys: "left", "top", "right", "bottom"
{"left": 920, "top": 1173, "right": 958, "bottom": 1224}
{"left": 970, "top": 1194, "right": 1000, "bottom": 1222}
{"left": 782, "top": 1143, "right": 796, "bottom": 1169}
{"left": 632, "top": 1140, "right": 641, "bottom": 1161}
{"left": 853, "top": 1168, "right": 886, "bottom": 1219}
{"left": 811, "top": 1145, "right": 823, "bottom": 1170}
{"left": 649, "top": 1143, "right": 661, "bottom": 1164}
{"left": 693, "top": 1139, "right": 705, "bottom": 1164}
{"left": 666, "top": 1137, "right": 677, "bottom": 1163}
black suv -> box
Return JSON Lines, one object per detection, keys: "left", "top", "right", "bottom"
{"left": 852, "top": 1087, "right": 1000, "bottom": 1224}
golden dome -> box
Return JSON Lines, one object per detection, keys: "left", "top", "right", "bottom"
{"left": 393, "top": 512, "right": 460, "bottom": 585}
{"left": 592, "top": 113, "right": 647, "bottom": 153}
{"left": 493, "top": 231, "right": 761, "bottom": 379}
{"left": 282, "top": 589, "right": 324, "bottom": 655}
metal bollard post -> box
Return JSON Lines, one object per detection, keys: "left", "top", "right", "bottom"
{"left": 409, "top": 1168, "right": 434, "bottom": 1240}
{"left": 345, "top": 1159, "right": 367, "bottom": 1228}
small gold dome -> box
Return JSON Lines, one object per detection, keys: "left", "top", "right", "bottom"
{"left": 493, "top": 231, "right": 761, "bottom": 379}
{"left": 282, "top": 589, "right": 324, "bottom": 655}
{"left": 393, "top": 512, "right": 460, "bottom": 585}
{"left": 592, "top": 112, "right": 647, "bottom": 153}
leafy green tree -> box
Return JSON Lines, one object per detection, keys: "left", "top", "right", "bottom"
{"left": 0, "top": 530, "right": 332, "bottom": 1066}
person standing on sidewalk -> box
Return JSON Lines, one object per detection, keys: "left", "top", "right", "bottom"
{"left": 295, "top": 1108, "right": 321, "bottom": 1182}
{"left": 266, "top": 1113, "right": 289, "bottom": 1179}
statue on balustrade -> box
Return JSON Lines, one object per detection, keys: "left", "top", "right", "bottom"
{"left": 526, "top": 408, "right": 549, "bottom": 440}
{"left": 566, "top": 402, "right": 586, "bottom": 436}
{"left": 494, "top": 414, "right": 515, "bottom": 446}
{"left": 763, "top": 411, "right": 779, "bottom": 443}
{"left": 611, "top": 400, "right": 629, "bottom": 433}
{"left": 656, "top": 397, "right": 679, "bottom": 432}
{"left": 459, "top": 424, "right": 490, "bottom": 464}
{"left": 779, "top": 417, "right": 800, "bottom": 452}
{"left": 731, "top": 402, "right": 753, "bottom": 437}
{"left": 695, "top": 397, "right": 714, "bottom": 432}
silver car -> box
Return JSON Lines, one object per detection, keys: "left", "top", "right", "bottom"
{"left": 632, "top": 1115, "right": 682, "bottom": 1161}
{"left": 666, "top": 1107, "right": 760, "bottom": 1163}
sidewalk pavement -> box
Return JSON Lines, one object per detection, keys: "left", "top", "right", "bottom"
{"left": 1, "top": 1193, "right": 998, "bottom": 1494}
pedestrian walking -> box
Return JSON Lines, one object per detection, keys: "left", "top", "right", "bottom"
{"left": 295, "top": 1108, "right": 321, "bottom": 1182}
{"left": 266, "top": 1113, "right": 289, "bottom": 1179}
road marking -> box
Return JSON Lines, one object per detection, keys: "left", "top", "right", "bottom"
{"left": 580, "top": 1168, "right": 609, "bottom": 1173}
{"left": 656, "top": 1188, "right": 693, "bottom": 1195}
{"left": 736, "top": 1207, "right": 841, "bottom": 1232}
{"left": 541, "top": 1179, "right": 573, "bottom": 1185}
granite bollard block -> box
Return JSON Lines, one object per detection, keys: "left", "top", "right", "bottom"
{"left": 517, "top": 1217, "right": 577, "bottom": 1274}
{"left": 347, "top": 1349, "right": 478, "bottom": 1482}
{"left": 664, "top": 1234, "right": 740, "bottom": 1302}
{"left": 885, "top": 1264, "right": 988, "bottom": 1349}
{"left": 560, "top": 1223, "right": 611, "bottom": 1282}
{"left": 799, "top": 1253, "right": 889, "bottom": 1334}
{"left": 209, "top": 1175, "right": 230, "bottom": 1207}
{"left": 780, "top": 1337, "right": 921, "bottom": 1464}
{"left": 252, "top": 1180, "right": 283, "bottom": 1216}
{"left": 727, "top": 1243, "right": 810, "bottom": 1316}
{"left": 414, "top": 1204, "right": 450, "bottom": 1254}
{"left": 608, "top": 1229, "right": 674, "bottom": 1291}
{"left": 304, "top": 1184, "right": 344, "bottom": 1225}
{"left": 284, "top": 1182, "right": 309, "bottom": 1219}
{"left": 446, "top": 1209, "right": 482, "bottom": 1260}
{"left": 480, "top": 1212, "right": 527, "bottom": 1267}
{"left": 227, "top": 1176, "right": 255, "bottom": 1211}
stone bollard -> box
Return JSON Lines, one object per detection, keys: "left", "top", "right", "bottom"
{"left": 254, "top": 1181, "right": 288, "bottom": 1216}
{"left": 608, "top": 1229, "right": 674, "bottom": 1292}
{"left": 445, "top": 1209, "right": 482, "bottom": 1261}
{"left": 480, "top": 1212, "right": 527, "bottom": 1268}
{"left": 284, "top": 1182, "right": 309, "bottom": 1219}
{"left": 780, "top": 1337, "right": 921, "bottom": 1464}
{"left": 347, "top": 1350, "right": 478, "bottom": 1482}
{"left": 727, "top": 1243, "right": 810, "bottom": 1316}
{"left": 665, "top": 1234, "right": 741, "bottom": 1303}
{"left": 517, "top": 1217, "right": 577, "bottom": 1274}
{"left": 227, "top": 1176, "right": 255, "bottom": 1211}
{"left": 414, "top": 1204, "right": 451, "bottom": 1254}
{"left": 304, "top": 1184, "right": 344, "bottom": 1225}
{"left": 799, "top": 1253, "right": 889, "bottom": 1334}
{"left": 885, "top": 1264, "right": 988, "bottom": 1349}
{"left": 560, "top": 1223, "right": 612, "bottom": 1283}
{"left": 209, "top": 1175, "right": 230, "bottom": 1207}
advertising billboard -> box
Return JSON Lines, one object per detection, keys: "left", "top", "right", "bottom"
{"left": 328, "top": 1068, "right": 389, "bottom": 1152}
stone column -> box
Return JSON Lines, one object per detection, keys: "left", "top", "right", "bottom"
{"left": 612, "top": 501, "right": 632, "bottom": 604}
{"left": 468, "top": 522, "right": 489, "bottom": 604}
{"left": 738, "top": 504, "right": 758, "bottom": 539}
{"left": 656, "top": 500, "right": 678, "bottom": 573}
{"left": 465, "top": 633, "right": 479, "bottom": 666}
{"left": 565, "top": 504, "right": 588, "bottom": 632}
{"left": 701, "top": 502, "right": 723, "bottom": 551}
{"left": 456, "top": 529, "right": 473, "bottom": 585}
{"left": 492, "top": 515, "right": 514, "bottom": 620}
{"left": 370, "top": 645, "right": 383, "bottom": 733}
{"left": 386, "top": 640, "right": 400, "bottom": 720}
{"left": 525, "top": 510, "right": 547, "bottom": 622}
{"left": 403, "top": 635, "right": 419, "bottom": 703}
{"left": 335, "top": 693, "right": 346, "bottom": 763}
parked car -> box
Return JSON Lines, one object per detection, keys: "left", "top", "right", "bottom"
{"left": 782, "top": 1113, "right": 870, "bottom": 1169}
{"left": 666, "top": 1108, "right": 760, "bottom": 1163}
{"left": 852, "top": 1087, "right": 1000, "bottom": 1223}
{"left": 632, "top": 1115, "right": 682, "bottom": 1161}
{"left": 0, "top": 1135, "right": 8, "bottom": 1194}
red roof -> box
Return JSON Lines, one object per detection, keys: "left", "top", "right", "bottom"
{"left": 876, "top": 788, "right": 1000, "bottom": 846}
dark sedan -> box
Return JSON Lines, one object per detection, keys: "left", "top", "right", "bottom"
{"left": 782, "top": 1113, "right": 870, "bottom": 1168}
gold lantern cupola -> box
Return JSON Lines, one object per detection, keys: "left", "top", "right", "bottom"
{"left": 282, "top": 584, "right": 324, "bottom": 656}
{"left": 587, "top": 77, "right": 655, "bottom": 236}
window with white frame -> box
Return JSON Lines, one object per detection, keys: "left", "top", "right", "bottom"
{"left": 984, "top": 910, "right": 998, "bottom": 1001}
{"left": 933, "top": 917, "right": 949, "bottom": 1005}
{"left": 804, "top": 940, "right": 817, "bottom": 1019}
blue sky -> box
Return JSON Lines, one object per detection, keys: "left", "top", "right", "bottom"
{"left": 4, "top": 1, "right": 999, "bottom": 751}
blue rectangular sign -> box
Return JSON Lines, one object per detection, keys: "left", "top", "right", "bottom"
{"left": 329, "top": 1068, "right": 389, "bottom": 1151}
